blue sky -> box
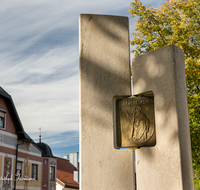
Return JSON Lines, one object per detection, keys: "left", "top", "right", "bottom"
{"left": 0, "top": 0, "right": 166, "bottom": 157}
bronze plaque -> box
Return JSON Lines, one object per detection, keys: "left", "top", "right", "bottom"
{"left": 115, "top": 96, "right": 156, "bottom": 148}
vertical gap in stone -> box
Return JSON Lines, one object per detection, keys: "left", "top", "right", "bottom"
{"left": 130, "top": 59, "right": 133, "bottom": 96}
{"left": 131, "top": 73, "right": 133, "bottom": 95}
{"left": 134, "top": 150, "right": 137, "bottom": 190}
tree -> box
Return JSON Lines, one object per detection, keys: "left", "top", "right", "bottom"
{"left": 129, "top": 0, "right": 200, "bottom": 187}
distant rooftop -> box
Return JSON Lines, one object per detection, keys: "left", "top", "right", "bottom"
{"left": 57, "top": 157, "right": 79, "bottom": 189}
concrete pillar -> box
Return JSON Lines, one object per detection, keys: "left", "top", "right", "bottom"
{"left": 79, "top": 14, "right": 135, "bottom": 190}
{"left": 132, "top": 45, "right": 194, "bottom": 190}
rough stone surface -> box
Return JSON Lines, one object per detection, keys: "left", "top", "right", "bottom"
{"left": 132, "top": 45, "right": 194, "bottom": 190}
{"left": 79, "top": 14, "right": 135, "bottom": 190}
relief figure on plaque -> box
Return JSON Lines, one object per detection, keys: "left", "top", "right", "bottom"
{"left": 130, "top": 107, "right": 150, "bottom": 141}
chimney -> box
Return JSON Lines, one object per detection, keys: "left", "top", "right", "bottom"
{"left": 69, "top": 152, "right": 79, "bottom": 183}
{"left": 69, "top": 152, "right": 78, "bottom": 168}
{"left": 63, "top": 155, "right": 69, "bottom": 160}
{"left": 74, "top": 170, "right": 79, "bottom": 183}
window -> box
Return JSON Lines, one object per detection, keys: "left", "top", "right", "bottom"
{"left": 31, "top": 164, "right": 38, "bottom": 180}
{"left": 16, "top": 161, "right": 22, "bottom": 178}
{"left": 0, "top": 111, "right": 6, "bottom": 129}
{"left": 50, "top": 166, "right": 55, "bottom": 181}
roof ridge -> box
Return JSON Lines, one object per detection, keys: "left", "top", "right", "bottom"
{"left": 0, "top": 86, "right": 11, "bottom": 98}
{"left": 0, "top": 86, "right": 30, "bottom": 141}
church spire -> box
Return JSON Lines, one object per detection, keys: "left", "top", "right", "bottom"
{"left": 39, "top": 128, "right": 41, "bottom": 143}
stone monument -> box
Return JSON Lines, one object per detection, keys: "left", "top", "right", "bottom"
{"left": 80, "top": 13, "right": 194, "bottom": 190}
{"left": 79, "top": 14, "right": 135, "bottom": 190}
{"left": 132, "top": 45, "right": 194, "bottom": 190}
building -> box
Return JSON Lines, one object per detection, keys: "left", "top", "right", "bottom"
{"left": 0, "top": 86, "right": 56, "bottom": 190}
{"left": 56, "top": 152, "right": 79, "bottom": 190}
{"left": 35, "top": 141, "right": 57, "bottom": 190}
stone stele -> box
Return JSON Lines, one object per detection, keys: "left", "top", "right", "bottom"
{"left": 132, "top": 45, "right": 194, "bottom": 190}
{"left": 79, "top": 14, "right": 135, "bottom": 190}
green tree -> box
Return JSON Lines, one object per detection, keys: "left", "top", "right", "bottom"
{"left": 129, "top": 0, "right": 200, "bottom": 187}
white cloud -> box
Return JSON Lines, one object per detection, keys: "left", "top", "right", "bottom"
{"left": 0, "top": 0, "right": 166, "bottom": 152}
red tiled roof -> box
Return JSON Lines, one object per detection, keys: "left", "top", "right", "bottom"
{"left": 57, "top": 157, "right": 79, "bottom": 188}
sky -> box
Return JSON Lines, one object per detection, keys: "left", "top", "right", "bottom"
{"left": 0, "top": 0, "right": 166, "bottom": 157}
